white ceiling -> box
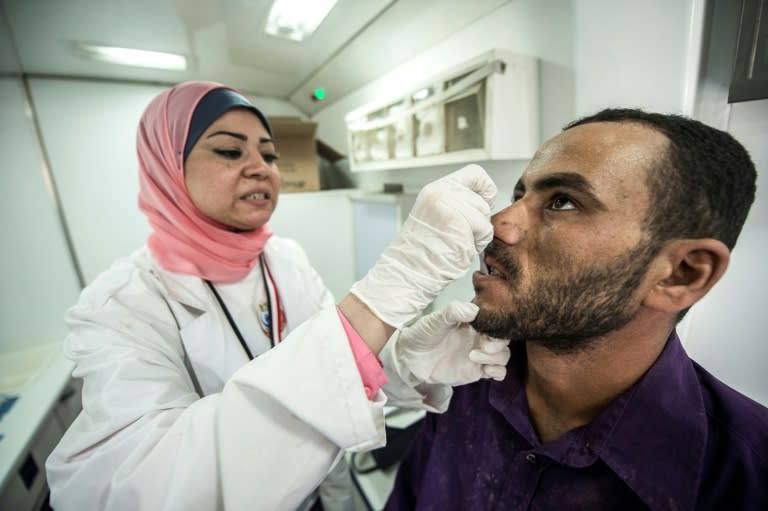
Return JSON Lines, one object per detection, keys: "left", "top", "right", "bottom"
{"left": 0, "top": 0, "right": 510, "bottom": 115}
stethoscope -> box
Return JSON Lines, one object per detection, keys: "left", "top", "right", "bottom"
{"left": 204, "top": 254, "right": 283, "bottom": 360}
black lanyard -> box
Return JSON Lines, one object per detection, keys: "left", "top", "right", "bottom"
{"left": 205, "top": 255, "right": 277, "bottom": 361}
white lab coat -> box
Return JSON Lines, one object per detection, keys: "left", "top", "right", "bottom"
{"left": 46, "top": 236, "right": 451, "bottom": 511}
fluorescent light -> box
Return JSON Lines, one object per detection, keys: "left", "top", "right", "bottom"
{"left": 75, "top": 43, "right": 187, "bottom": 71}
{"left": 265, "top": 0, "right": 339, "bottom": 42}
{"left": 412, "top": 87, "right": 433, "bottom": 102}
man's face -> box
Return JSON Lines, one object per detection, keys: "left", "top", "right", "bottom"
{"left": 471, "top": 122, "right": 668, "bottom": 353}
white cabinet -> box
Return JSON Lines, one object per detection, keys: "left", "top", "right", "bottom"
{"left": 1, "top": 404, "right": 65, "bottom": 511}
{"left": 0, "top": 378, "right": 81, "bottom": 511}
{"left": 345, "top": 48, "right": 539, "bottom": 172}
{"left": 0, "top": 345, "right": 80, "bottom": 511}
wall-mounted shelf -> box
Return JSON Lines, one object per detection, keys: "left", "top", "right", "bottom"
{"left": 345, "top": 48, "right": 539, "bottom": 172}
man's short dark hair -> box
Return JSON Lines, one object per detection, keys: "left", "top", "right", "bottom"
{"left": 564, "top": 108, "right": 757, "bottom": 251}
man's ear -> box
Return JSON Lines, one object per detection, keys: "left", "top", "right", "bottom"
{"left": 643, "top": 239, "right": 730, "bottom": 314}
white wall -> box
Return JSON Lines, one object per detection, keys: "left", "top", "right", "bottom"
{"left": 684, "top": 100, "right": 768, "bottom": 405}
{"left": 0, "top": 78, "right": 81, "bottom": 353}
{"left": 29, "top": 80, "right": 164, "bottom": 284}
{"left": 268, "top": 190, "right": 356, "bottom": 301}
{"left": 571, "top": 0, "right": 700, "bottom": 116}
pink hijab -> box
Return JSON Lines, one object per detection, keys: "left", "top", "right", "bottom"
{"left": 137, "top": 81, "right": 272, "bottom": 283}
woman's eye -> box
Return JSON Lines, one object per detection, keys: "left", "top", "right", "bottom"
{"left": 214, "top": 149, "right": 242, "bottom": 160}
{"left": 550, "top": 195, "right": 576, "bottom": 210}
{"left": 262, "top": 153, "right": 280, "bottom": 164}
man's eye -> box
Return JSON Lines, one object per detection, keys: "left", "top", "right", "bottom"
{"left": 550, "top": 195, "right": 576, "bottom": 210}
{"left": 262, "top": 153, "right": 280, "bottom": 164}
{"left": 214, "top": 149, "right": 242, "bottom": 159}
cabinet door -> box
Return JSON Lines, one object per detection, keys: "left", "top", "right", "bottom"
{"left": 729, "top": 0, "right": 768, "bottom": 102}
{"left": 0, "top": 411, "right": 64, "bottom": 511}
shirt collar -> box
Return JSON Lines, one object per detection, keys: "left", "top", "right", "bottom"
{"left": 490, "top": 332, "right": 707, "bottom": 510}
{"left": 593, "top": 332, "right": 707, "bottom": 511}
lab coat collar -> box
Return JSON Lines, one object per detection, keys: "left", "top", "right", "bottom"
{"left": 144, "top": 238, "right": 313, "bottom": 334}
{"left": 146, "top": 242, "right": 276, "bottom": 315}
{"left": 146, "top": 252, "right": 211, "bottom": 313}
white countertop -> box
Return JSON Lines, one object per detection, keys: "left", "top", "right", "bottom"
{"left": 0, "top": 343, "right": 74, "bottom": 491}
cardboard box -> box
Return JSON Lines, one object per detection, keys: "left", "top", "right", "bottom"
{"left": 270, "top": 117, "right": 321, "bottom": 193}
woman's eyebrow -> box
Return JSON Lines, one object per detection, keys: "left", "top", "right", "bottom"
{"left": 207, "top": 130, "right": 247, "bottom": 141}
{"left": 206, "top": 132, "right": 274, "bottom": 146}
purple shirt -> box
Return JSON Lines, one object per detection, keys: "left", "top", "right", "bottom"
{"left": 385, "top": 333, "right": 768, "bottom": 510}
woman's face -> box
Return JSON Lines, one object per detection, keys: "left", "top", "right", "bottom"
{"left": 184, "top": 108, "right": 281, "bottom": 231}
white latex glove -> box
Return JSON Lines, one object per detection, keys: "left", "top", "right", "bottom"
{"left": 350, "top": 164, "right": 496, "bottom": 328}
{"left": 392, "top": 301, "right": 511, "bottom": 386}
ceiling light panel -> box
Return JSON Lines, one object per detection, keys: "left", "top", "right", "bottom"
{"left": 75, "top": 42, "right": 187, "bottom": 71}
{"left": 264, "top": 0, "right": 339, "bottom": 42}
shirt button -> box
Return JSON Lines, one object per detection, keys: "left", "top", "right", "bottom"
{"left": 525, "top": 453, "right": 537, "bottom": 464}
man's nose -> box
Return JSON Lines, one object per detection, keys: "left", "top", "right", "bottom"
{"left": 491, "top": 202, "right": 528, "bottom": 245}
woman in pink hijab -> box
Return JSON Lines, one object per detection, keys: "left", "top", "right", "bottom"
{"left": 46, "top": 81, "right": 507, "bottom": 511}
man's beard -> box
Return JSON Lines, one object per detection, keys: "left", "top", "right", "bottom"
{"left": 471, "top": 238, "right": 660, "bottom": 354}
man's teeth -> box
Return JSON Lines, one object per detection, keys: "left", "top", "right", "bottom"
{"left": 480, "top": 257, "right": 503, "bottom": 277}
{"left": 243, "top": 192, "right": 266, "bottom": 200}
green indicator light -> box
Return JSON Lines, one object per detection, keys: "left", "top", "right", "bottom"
{"left": 312, "top": 87, "right": 326, "bottom": 101}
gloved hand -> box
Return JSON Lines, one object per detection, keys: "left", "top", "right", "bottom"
{"left": 391, "top": 301, "right": 510, "bottom": 386}
{"left": 350, "top": 164, "right": 496, "bottom": 328}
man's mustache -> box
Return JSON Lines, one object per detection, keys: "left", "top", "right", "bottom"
{"left": 483, "top": 239, "right": 520, "bottom": 283}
